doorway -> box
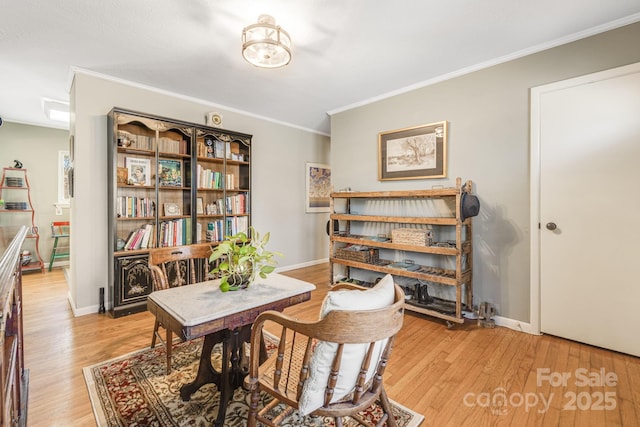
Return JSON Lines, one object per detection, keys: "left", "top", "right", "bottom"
{"left": 530, "top": 62, "right": 640, "bottom": 357}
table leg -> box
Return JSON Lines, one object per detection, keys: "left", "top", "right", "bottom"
{"left": 180, "top": 325, "right": 253, "bottom": 426}
{"left": 179, "top": 330, "right": 224, "bottom": 401}
{"left": 214, "top": 325, "right": 252, "bottom": 426}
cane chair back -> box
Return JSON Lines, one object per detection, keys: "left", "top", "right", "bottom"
{"left": 245, "top": 277, "right": 405, "bottom": 427}
{"left": 148, "top": 244, "right": 212, "bottom": 373}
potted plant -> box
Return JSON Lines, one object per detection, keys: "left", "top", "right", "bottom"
{"left": 209, "top": 226, "right": 283, "bottom": 292}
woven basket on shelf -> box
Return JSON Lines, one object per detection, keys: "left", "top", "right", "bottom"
{"left": 335, "top": 246, "right": 379, "bottom": 263}
{"left": 391, "top": 228, "right": 433, "bottom": 246}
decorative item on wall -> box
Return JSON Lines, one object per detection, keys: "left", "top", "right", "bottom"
{"left": 205, "top": 112, "right": 223, "bottom": 128}
{"left": 378, "top": 121, "right": 448, "bottom": 181}
{"left": 305, "top": 162, "right": 331, "bottom": 213}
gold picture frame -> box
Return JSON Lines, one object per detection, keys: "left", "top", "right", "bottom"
{"left": 378, "top": 121, "right": 448, "bottom": 181}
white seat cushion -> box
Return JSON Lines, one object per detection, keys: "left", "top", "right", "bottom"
{"left": 298, "top": 274, "right": 395, "bottom": 415}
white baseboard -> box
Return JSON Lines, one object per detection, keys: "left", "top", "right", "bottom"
{"left": 494, "top": 315, "right": 540, "bottom": 335}
{"left": 48, "top": 260, "right": 70, "bottom": 270}
{"left": 275, "top": 258, "right": 328, "bottom": 272}
{"left": 67, "top": 290, "right": 101, "bottom": 317}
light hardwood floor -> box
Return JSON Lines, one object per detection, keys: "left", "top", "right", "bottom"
{"left": 22, "top": 264, "right": 639, "bottom": 426}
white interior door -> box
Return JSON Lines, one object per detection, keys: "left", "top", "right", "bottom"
{"left": 534, "top": 63, "right": 640, "bottom": 357}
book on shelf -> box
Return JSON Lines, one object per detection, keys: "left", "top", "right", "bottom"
{"left": 225, "top": 216, "right": 249, "bottom": 236}
{"left": 206, "top": 220, "right": 224, "bottom": 242}
{"left": 117, "top": 167, "right": 128, "bottom": 184}
{"left": 158, "top": 159, "right": 182, "bottom": 186}
{"left": 125, "top": 157, "right": 151, "bottom": 186}
{"left": 139, "top": 224, "right": 153, "bottom": 249}
{"left": 226, "top": 173, "right": 235, "bottom": 189}
{"left": 225, "top": 141, "right": 231, "bottom": 159}
{"left": 117, "top": 196, "right": 154, "bottom": 218}
{"left": 126, "top": 228, "right": 144, "bottom": 250}
{"left": 123, "top": 230, "right": 138, "bottom": 250}
{"left": 214, "top": 140, "right": 225, "bottom": 158}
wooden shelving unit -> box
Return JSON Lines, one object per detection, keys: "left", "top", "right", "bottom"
{"left": 0, "top": 168, "right": 44, "bottom": 273}
{"left": 329, "top": 177, "right": 474, "bottom": 326}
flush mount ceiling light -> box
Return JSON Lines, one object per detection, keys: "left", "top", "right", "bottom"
{"left": 42, "top": 98, "right": 70, "bottom": 123}
{"left": 242, "top": 14, "right": 291, "bottom": 69}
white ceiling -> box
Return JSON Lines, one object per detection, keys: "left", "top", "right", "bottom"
{"left": 2, "top": 1, "right": 640, "bottom": 135}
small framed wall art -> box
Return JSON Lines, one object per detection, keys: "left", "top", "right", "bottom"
{"left": 378, "top": 121, "right": 448, "bottom": 181}
{"left": 163, "top": 203, "right": 181, "bottom": 216}
{"left": 305, "top": 162, "right": 331, "bottom": 213}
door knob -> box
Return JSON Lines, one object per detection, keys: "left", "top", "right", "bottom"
{"left": 545, "top": 222, "right": 557, "bottom": 231}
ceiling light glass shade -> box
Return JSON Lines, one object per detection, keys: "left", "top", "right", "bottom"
{"left": 242, "top": 15, "right": 291, "bottom": 69}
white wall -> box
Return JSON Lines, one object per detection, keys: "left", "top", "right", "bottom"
{"left": 330, "top": 22, "right": 640, "bottom": 323}
{"left": 70, "top": 72, "right": 330, "bottom": 314}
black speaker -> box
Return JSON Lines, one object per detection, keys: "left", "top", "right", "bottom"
{"left": 99, "top": 287, "right": 106, "bottom": 313}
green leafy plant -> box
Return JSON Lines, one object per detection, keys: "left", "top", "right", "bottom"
{"left": 209, "top": 226, "right": 283, "bottom": 292}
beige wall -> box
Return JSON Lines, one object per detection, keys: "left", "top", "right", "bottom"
{"left": 0, "top": 122, "right": 70, "bottom": 269}
{"left": 70, "top": 72, "right": 330, "bottom": 314}
{"left": 330, "top": 22, "right": 640, "bottom": 323}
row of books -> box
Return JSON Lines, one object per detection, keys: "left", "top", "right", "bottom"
{"left": 116, "top": 197, "right": 155, "bottom": 218}
{"left": 198, "top": 138, "right": 228, "bottom": 159}
{"left": 117, "top": 194, "right": 247, "bottom": 219}
{"left": 118, "top": 132, "right": 154, "bottom": 151}
{"left": 117, "top": 131, "right": 189, "bottom": 155}
{"left": 158, "top": 218, "right": 192, "bottom": 247}
{"left": 122, "top": 224, "right": 156, "bottom": 250}
{"left": 121, "top": 218, "right": 193, "bottom": 251}
{"left": 202, "top": 199, "right": 225, "bottom": 215}
{"left": 205, "top": 220, "right": 225, "bottom": 242}
{"left": 196, "top": 166, "right": 237, "bottom": 190}
{"left": 227, "top": 216, "right": 249, "bottom": 237}
{"left": 202, "top": 216, "right": 249, "bottom": 242}
{"left": 157, "top": 137, "right": 189, "bottom": 155}
{"left": 199, "top": 194, "right": 248, "bottom": 216}
{"left": 226, "top": 194, "right": 249, "bottom": 214}
{"left": 196, "top": 166, "right": 224, "bottom": 189}
{"left": 197, "top": 139, "right": 249, "bottom": 162}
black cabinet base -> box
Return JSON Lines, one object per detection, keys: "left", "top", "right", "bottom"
{"left": 111, "top": 300, "right": 148, "bottom": 318}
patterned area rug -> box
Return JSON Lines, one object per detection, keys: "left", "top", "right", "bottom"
{"left": 83, "top": 336, "right": 424, "bottom": 426}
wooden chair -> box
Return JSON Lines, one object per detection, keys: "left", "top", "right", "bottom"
{"left": 148, "top": 244, "right": 212, "bottom": 373}
{"left": 245, "top": 279, "right": 405, "bottom": 427}
{"left": 49, "top": 221, "right": 70, "bottom": 271}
